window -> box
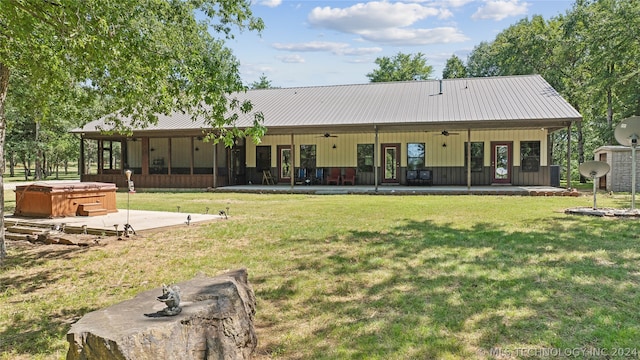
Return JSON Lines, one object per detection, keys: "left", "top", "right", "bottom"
{"left": 171, "top": 137, "right": 191, "bottom": 174}
{"left": 357, "top": 144, "right": 374, "bottom": 172}
{"left": 407, "top": 143, "right": 425, "bottom": 170}
{"left": 520, "top": 141, "right": 540, "bottom": 172}
{"left": 126, "top": 138, "right": 142, "bottom": 174}
{"left": 256, "top": 146, "right": 271, "bottom": 171}
{"left": 149, "top": 138, "right": 169, "bottom": 174}
{"left": 299, "top": 145, "right": 316, "bottom": 170}
{"left": 464, "top": 142, "right": 484, "bottom": 172}
{"left": 101, "top": 140, "right": 122, "bottom": 171}
{"left": 193, "top": 137, "right": 214, "bottom": 174}
{"left": 83, "top": 139, "right": 99, "bottom": 175}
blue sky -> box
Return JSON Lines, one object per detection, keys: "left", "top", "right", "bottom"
{"left": 227, "top": 0, "right": 574, "bottom": 88}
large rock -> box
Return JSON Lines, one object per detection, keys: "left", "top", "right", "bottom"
{"left": 66, "top": 269, "right": 257, "bottom": 360}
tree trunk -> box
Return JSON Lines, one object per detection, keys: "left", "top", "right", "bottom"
{"left": 9, "top": 152, "right": 15, "bottom": 177}
{"left": 0, "top": 62, "right": 9, "bottom": 261}
{"left": 34, "top": 121, "right": 43, "bottom": 180}
{"left": 22, "top": 159, "right": 29, "bottom": 180}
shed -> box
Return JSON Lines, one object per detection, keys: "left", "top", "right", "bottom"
{"left": 593, "top": 145, "right": 640, "bottom": 192}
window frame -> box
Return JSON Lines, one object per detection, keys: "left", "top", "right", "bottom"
{"left": 464, "top": 142, "right": 485, "bottom": 172}
{"left": 357, "top": 144, "right": 374, "bottom": 172}
{"left": 520, "top": 141, "right": 541, "bottom": 172}
{"left": 406, "top": 142, "right": 425, "bottom": 171}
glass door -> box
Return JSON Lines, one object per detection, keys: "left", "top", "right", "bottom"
{"left": 278, "top": 146, "right": 292, "bottom": 182}
{"left": 491, "top": 142, "right": 512, "bottom": 184}
{"left": 382, "top": 144, "right": 400, "bottom": 183}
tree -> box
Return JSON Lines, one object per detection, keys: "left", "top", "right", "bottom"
{"left": 0, "top": 1, "right": 265, "bottom": 261}
{"left": 250, "top": 74, "right": 276, "bottom": 89}
{"left": 442, "top": 55, "right": 467, "bottom": 79}
{"left": 466, "top": 42, "right": 500, "bottom": 77}
{"left": 367, "top": 52, "right": 433, "bottom": 82}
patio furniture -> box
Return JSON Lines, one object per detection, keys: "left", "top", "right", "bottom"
{"left": 295, "top": 168, "right": 309, "bottom": 185}
{"left": 406, "top": 170, "right": 418, "bottom": 185}
{"left": 342, "top": 168, "right": 356, "bottom": 185}
{"left": 314, "top": 168, "right": 325, "bottom": 184}
{"left": 262, "top": 170, "right": 275, "bottom": 185}
{"left": 327, "top": 168, "right": 341, "bottom": 185}
{"left": 419, "top": 169, "right": 433, "bottom": 185}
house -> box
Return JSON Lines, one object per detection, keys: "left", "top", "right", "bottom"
{"left": 593, "top": 145, "right": 640, "bottom": 192}
{"left": 73, "top": 75, "right": 581, "bottom": 189}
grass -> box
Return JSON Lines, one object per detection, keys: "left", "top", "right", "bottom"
{"left": 3, "top": 166, "right": 80, "bottom": 183}
{"left": 1, "top": 190, "right": 640, "bottom": 359}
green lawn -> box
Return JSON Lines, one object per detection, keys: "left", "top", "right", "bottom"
{"left": 1, "top": 191, "right": 639, "bottom": 359}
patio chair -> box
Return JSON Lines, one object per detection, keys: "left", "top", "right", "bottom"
{"left": 327, "top": 168, "right": 341, "bottom": 185}
{"left": 314, "top": 168, "right": 324, "bottom": 185}
{"left": 406, "top": 170, "right": 418, "bottom": 185}
{"left": 295, "top": 168, "right": 308, "bottom": 185}
{"left": 419, "top": 169, "right": 433, "bottom": 185}
{"left": 342, "top": 168, "right": 356, "bottom": 185}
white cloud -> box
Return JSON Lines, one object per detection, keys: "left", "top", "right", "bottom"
{"left": 271, "top": 41, "right": 382, "bottom": 56}
{"left": 340, "top": 47, "right": 383, "bottom": 56}
{"left": 308, "top": 1, "right": 450, "bottom": 33}
{"left": 360, "top": 27, "right": 469, "bottom": 45}
{"left": 406, "top": 0, "right": 474, "bottom": 8}
{"left": 276, "top": 55, "right": 306, "bottom": 63}
{"left": 257, "top": 0, "right": 282, "bottom": 8}
{"left": 272, "top": 41, "right": 350, "bottom": 53}
{"left": 471, "top": 0, "right": 529, "bottom": 21}
{"left": 306, "top": 1, "right": 467, "bottom": 47}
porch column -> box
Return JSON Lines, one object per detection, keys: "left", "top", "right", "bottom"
{"left": 374, "top": 125, "right": 379, "bottom": 192}
{"left": 290, "top": 133, "right": 295, "bottom": 189}
{"left": 79, "top": 135, "right": 85, "bottom": 176}
{"left": 467, "top": 129, "right": 471, "bottom": 190}
{"left": 567, "top": 123, "right": 572, "bottom": 189}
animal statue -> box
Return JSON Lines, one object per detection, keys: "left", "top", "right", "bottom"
{"left": 144, "top": 284, "right": 182, "bottom": 317}
{"left": 158, "top": 284, "right": 181, "bottom": 315}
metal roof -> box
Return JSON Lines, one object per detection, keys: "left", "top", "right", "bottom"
{"left": 75, "top": 75, "right": 581, "bottom": 136}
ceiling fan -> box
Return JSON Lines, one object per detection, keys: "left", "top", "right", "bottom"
{"left": 431, "top": 130, "right": 459, "bottom": 136}
{"left": 317, "top": 132, "right": 338, "bottom": 138}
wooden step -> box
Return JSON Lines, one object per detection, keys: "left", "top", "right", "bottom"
{"left": 77, "top": 202, "right": 108, "bottom": 217}
{"left": 79, "top": 209, "right": 109, "bottom": 216}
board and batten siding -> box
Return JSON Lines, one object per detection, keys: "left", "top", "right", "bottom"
{"left": 245, "top": 129, "right": 548, "bottom": 168}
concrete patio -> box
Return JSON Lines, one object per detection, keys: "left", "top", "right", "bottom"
{"left": 209, "top": 184, "right": 575, "bottom": 196}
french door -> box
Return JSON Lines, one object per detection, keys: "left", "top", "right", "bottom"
{"left": 277, "top": 145, "right": 292, "bottom": 182}
{"left": 382, "top": 144, "right": 400, "bottom": 183}
{"left": 491, "top": 142, "right": 512, "bottom": 184}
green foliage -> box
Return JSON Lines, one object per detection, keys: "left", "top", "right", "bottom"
{"left": 250, "top": 74, "right": 276, "bottom": 89}
{"left": 442, "top": 55, "right": 467, "bottom": 79}
{"left": 367, "top": 52, "right": 434, "bottom": 82}
{"left": 464, "top": 1, "right": 640, "bottom": 182}
{"left": 0, "top": 0, "right": 265, "bottom": 260}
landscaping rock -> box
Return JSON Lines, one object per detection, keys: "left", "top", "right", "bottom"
{"left": 66, "top": 268, "right": 257, "bottom": 360}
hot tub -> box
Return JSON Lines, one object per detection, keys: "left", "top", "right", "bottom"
{"left": 14, "top": 182, "right": 117, "bottom": 218}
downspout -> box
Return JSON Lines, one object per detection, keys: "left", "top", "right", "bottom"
{"left": 374, "top": 125, "right": 379, "bottom": 192}
{"left": 567, "top": 123, "right": 572, "bottom": 189}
